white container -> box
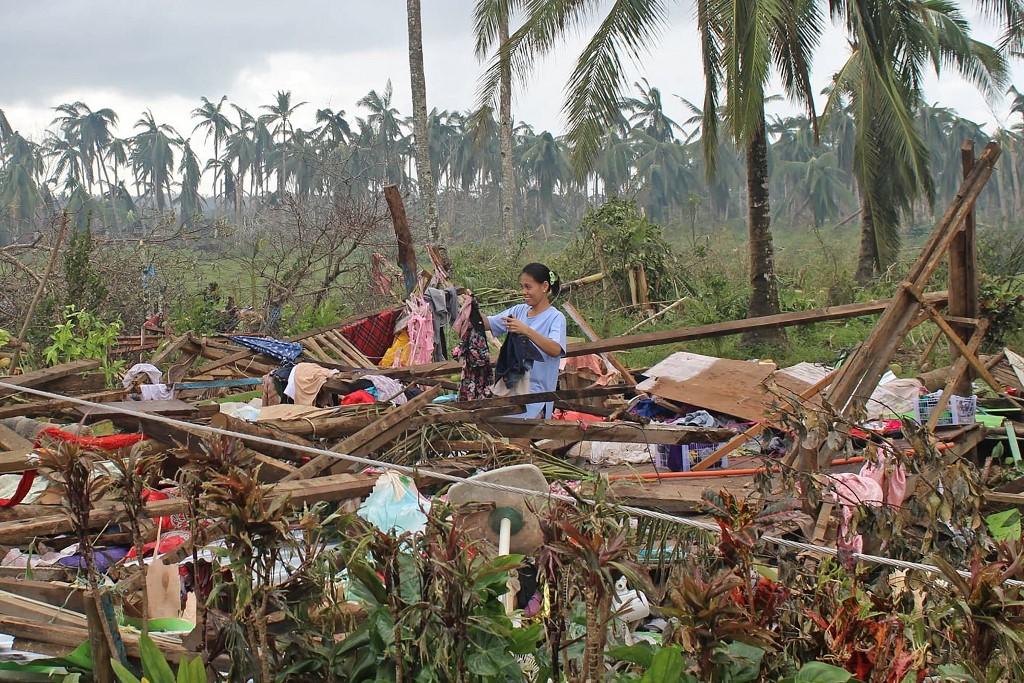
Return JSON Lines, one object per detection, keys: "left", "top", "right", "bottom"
{"left": 913, "top": 391, "right": 977, "bottom": 427}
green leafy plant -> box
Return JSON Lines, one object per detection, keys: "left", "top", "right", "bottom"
{"left": 43, "top": 305, "right": 125, "bottom": 385}
{"left": 110, "top": 633, "right": 206, "bottom": 683}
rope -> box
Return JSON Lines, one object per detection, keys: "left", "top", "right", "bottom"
{"left": 0, "top": 379, "right": 1019, "bottom": 588}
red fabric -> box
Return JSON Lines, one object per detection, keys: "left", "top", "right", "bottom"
{"left": 0, "top": 470, "right": 37, "bottom": 507}
{"left": 849, "top": 419, "right": 904, "bottom": 440}
{"left": 125, "top": 532, "right": 188, "bottom": 560}
{"left": 552, "top": 409, "right": 604, "bottom": 423}
{"left": 37, "top": 427, "right": 146, "bottom": 451}
{"left": 341, "top": 390, "right": 376, "bottom": 405}
{"left": 340, "top": 308, "right": 399, "bottom": 361}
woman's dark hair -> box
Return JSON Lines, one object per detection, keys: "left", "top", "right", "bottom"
{"left": 521, "top": 262, "right": 561, "bottom": 299}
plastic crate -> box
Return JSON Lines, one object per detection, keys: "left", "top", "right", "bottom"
{"left": 656, "top": 442, "right": 729, "bottom": 472}
{"left": 913, "top": 391, "right": 977, "bottom": 427}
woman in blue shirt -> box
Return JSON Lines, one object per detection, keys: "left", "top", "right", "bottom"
{"left": 483, "top": 263, "right": 567, "bottom": 419}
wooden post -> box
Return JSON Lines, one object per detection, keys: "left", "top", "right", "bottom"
{"left": 948, "top": 140, "right": 979, "bottom": 396}
{"left": 384, "top": 185, "right": 417, "bottom": 295}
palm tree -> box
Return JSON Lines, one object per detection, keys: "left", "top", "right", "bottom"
{"left": 51, "top": 102, "right": 118, "bottom": 195}
{"left": 776, "top": 151, "right": 852, "bottom": 226}
{"left": 177, "top": 138, "right": 204, "bottom": 227}
{"left": 358, "top": 82, "right": 406, "bottom": 186}
{"left": 520, "top": 130, "right": 569, "bottom": 233}
{"left": 192, "top": 96, "right": 234, "bottom": 210}
{"left": 0, "top": 132, "right": 45, "bottom": 238}
{"left": 314, "top": 107, "right": 352, "bottom": 146}
{"left": 621, "top": 79, "right": 683, "bottom": 142}
{"left": 824, "top": 0, "right": 1007, "bottom": 282}
{"left": 260, "top": 90, "right": 307, "bottom": 195}
{"left": 131, "top": 110, "right": 179, "bottom": 210}
{"left": 474, "top": 0, "right": 525, "bottom": 241}
{"left": 405, "top": 0, "right": 442, "bottom": 242}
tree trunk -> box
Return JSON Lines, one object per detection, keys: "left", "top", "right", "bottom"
{"left": 406, "top": 0, "right": 441, "bottom": 244}
{"left": 855, "top": 185, "right": 877, "bottom": 285}
{"left": 498, "top": 4, "right": 516, "bottom": 243}
{"left": 742, "top": 110, "right": 784, "bottom": 347}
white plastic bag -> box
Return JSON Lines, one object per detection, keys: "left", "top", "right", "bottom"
{"left": 357, "top": 471, "right": 430, "bottom": 534}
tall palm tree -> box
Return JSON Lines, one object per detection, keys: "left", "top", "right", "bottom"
{"left": 406, "top": 0, "right": 442, "bottom": 242}
{"left": 520, "top": 130, "right": 569, "bottom": 232}
{"left": 177, "top": 138, "right": 204, "bottom": 227}
{"left": 474, "top": 0, "right": 525, "bottom": 240}
{"left": 192, "top": 95, "right": 234, "bottom": 210}
{"left": 0, "top": 132, "right": 45, "bottom": 238}
{"left": 131, "top": 110, "right": 179, "bottom": 210}
{"left": 621, "top": 78, "right": 683, "bottom": 142}
{"left": 51, "top": 102, "right": 118, "bottom": 195}
{"left": 358, "top": 82, "right": 406, "bottom": 186}
{"left": 260, "top": 90, "right": 307, "bottom": 195}
{"left": 314, "top": 107, "right": 352, "bottom": 146}
{"left": 824, "top": 0, "right": 1007, "bottom": 282}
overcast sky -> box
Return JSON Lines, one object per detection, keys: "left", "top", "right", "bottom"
{"left": 3, "top": 1, "right": 1023, "bottom": 156}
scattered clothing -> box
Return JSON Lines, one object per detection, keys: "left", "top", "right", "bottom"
{"left": 227, "top": 336, "right": 304, "bottom": 363}
{"left": 453, "top": 298, "right": 493, "bottom": 401}
{"left": 57, "top": 547, "right": 131, "bottom": 574}
{"left": 493, "top": 334, "right": 543, "bottom": 392}
{"left": 381, "top": 330, "right": 412, "bottom": 368}
{"left": 262, "top": 373, "right": 281, "bottom": 407}
{"left": 140, "top": 384, "right": 174, "bottom": 401}
{"left": 561, "top": 355, "right": 620, "bottom": 386}
{"left": 122, "top": 363, "right": 163, "bottom": 389}
{"left": 826, "top": 452, "right": 908, "bottom": 555}
{"left": 630, "top": 398, "right": 677, "bottom": 421}
{"left": 425, "top": 287, "right": 460, "bottom": 361}
{"left": 341, "top": 390, "right": 376, "bottom": 406}
{"left": 284, "top": 363, "right": 340, "bottom": 406}
{"left": 362, "top": 374, "right": 407, "bottom": 405}
{"left": 569, "top": 441, "right": 655, "bottom": 466}
{"left": 404, "top": 298, "right": 436, "bottom": 367}
{"left": 488, "top": 304, "right": 567, "bottom": 419}
{"left": 36, "top": 427, "right": 146, "bottom": 451}
{"left": 673, "top": 410, "right": 719, "bottom": 428}
{"left": 339, "top": 308, "right": 399, "bottom": 361}
{"left": 125, "top": 531, "right": 190, "bottom": 561}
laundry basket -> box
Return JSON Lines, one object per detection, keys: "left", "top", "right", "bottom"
{"left": 913, "top": 392, "right": 977, "bottom": 427}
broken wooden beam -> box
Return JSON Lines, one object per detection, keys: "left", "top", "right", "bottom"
{"left": 479, "top": 418, "right": 734, "bottom": 445}
{"left": 0, "top": 389, "right": 127, "bottom": 420}
{"left": 0, "top": 359, "right": 102, "bottom": 400}
{"left": 563, "top": 303, "right": 636, "bottom": 386}
{"left": 284, "top": 385, "right": 445, "bottom": 480}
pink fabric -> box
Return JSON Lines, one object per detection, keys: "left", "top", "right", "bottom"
{"left": 562, "top": 354, "right": 619, "bottom": 386}
{"left": 403, "top": 298, "right": 435, "bottom": 367}
{"left": 453, "top": 295, "right": 474, "bottom": 338}
{"left": 828, "top": 452, "right": 907, "bottom": 555}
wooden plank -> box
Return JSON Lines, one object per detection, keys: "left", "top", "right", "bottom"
{"left": 303, "top": 337, "right": 336, "bottom": 364}
{"left": 149, "top": 334, "right": 191, "bottom": 366}
{"left": 0, "top": 389, "right": 127, "bottom": 420}
{"left": 949, "top": 140, "right": 980, "bottom": 396}
{"left": 0, "top": 424, "right": 32, "bottom": 452}
{"left": 329, "top": 331, "right": 375, "bottom": 367}
{"left": 479, "top": 418, "right": 734, "bottom": 445}
{"left": 75, "top": 399, "right": 199, "bottom": 421}
{"left": 0, "top": 579, "right": 86, "bottom": 615}
{"left": 284, "top": 385, "right": 444, "bottom": 480}
{"left": 566, "top": 292, "right": 949, "bottom": 357}
{"left": 0, "top": 614, "right": 191, "bottom": 662}
{"left": 0, "top": 359, "right": 101, "bottom": 399}
{"left": 209, "top": 412, "right": 316, "bottom": 463}
{"left": 563, "top": 303, "right": 636, "bottom": 386}
{"left": 906, "top": 288, "right": 1013, "bottom": 403}
{"left": 0, "top": 472, "right": 377, "bottom": 543}
{"left": 0, "top": 449, "right": 34, "bottom": 474}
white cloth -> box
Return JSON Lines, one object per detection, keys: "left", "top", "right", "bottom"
{"left": 140, "top": 383, "right": 174, "bottom": 401}
{"left": 362, "top": 374, "right": 407, "bottom": 405}
{"left": 123, "top": 363, "right": 163, "bottom": 389}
